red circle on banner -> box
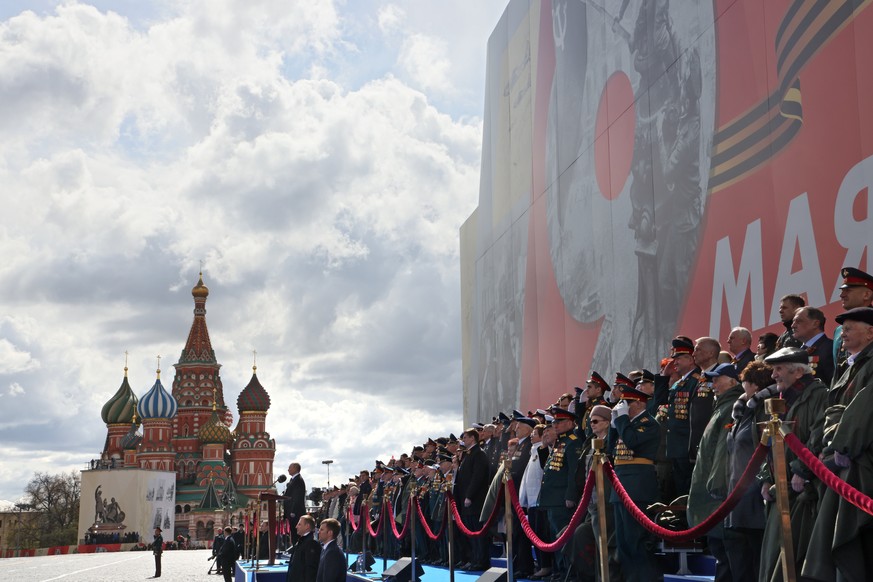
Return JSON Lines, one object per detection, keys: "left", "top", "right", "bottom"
{"left": 594, "top": 71, "right": 635, "bottom": 200}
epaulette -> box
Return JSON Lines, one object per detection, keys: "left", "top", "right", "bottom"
{"left": 639, "top": 416, "right": 649, "bottom": 423}
{"left": 567, "top": 434, "right": 578, "bottom": 440}
{"left": 692, "top": 372, "right": 704, "bottom": 381}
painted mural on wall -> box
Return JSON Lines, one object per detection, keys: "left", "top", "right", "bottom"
{"left": 461, "top": 0, "right": 873, "bottom": 419}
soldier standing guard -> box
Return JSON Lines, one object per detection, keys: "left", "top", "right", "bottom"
{"left": 608, "top": 387, "right": 659, "bottom": 582}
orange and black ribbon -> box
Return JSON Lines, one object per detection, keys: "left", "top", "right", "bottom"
{"left": 709, "top": 0, "right": 872, "bottom": 192}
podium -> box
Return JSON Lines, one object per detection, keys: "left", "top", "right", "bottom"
{"left": 258, "top": 492, "right": 289, "bottom": 566}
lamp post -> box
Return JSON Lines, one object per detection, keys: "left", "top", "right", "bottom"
{"left": 322, "top": 460, "right": 334, "bottom": 488}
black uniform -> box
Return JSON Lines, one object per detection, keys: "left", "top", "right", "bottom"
{"left": 152, "top": 531, "right": 163, "bottom": 577}
{"left": 217, "top": 534, "right": 239, "bottom": 582}
{"left": 286, "top": 530, "right": 321, "bottom": 582}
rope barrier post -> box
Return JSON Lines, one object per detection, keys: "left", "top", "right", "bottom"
{"left": 763, "top": 398, "right": 797, "bottom": 582}
{"left": 363, "top": 496, "right": 370, "bottom": 571}
{"left": 382, "top": 494, "right": 388, "bottom": 571}
{"left": 592, "top": 438, "right": 610, "bottom": 582}
{"left": 448, "top": 495, "right": 456, "bottom": 582}
{"left": 410, "top": 487, "right": 417, "bottom": 579}
{"left": 503, "top": 458, "right": 514, "bottom": 582}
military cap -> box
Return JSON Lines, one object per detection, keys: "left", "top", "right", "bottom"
{"left": 614, "top": 373, "right": 635, "bottom": 390}
{"left": 448, "top": 433, "right": 458, "bottom": 442}
{"left": 703, "top": 362, "right": 739, "bottom": 380}
{"left": 635, "top": 369, "right": 656, "bottom": 384}
{"left": 670, "top": 336, "right": 695, "bottom": 356}
{"left": 516, "top": 417, "right": 537, "bottom": 428}
{"left": 588, "top": 371, "right": 610, "bottom": 391}
{"left": 412, "top": 445, "right": 424, "bottom": 452}
{"left": 437, "top": 453, "right": 453, "bottom": 462}
{"left": 435, "top": 437, "right": 448, "bottom": 445}
{"left": 513, "top": 409, "right": 526, "bottom": 419}
{"left": 764, "top": 347, "right": 810, "bottom": 365}
{"left": 549, "top": 406, "right": 577, "bottom": 421}
{"left": 498, "top": 411, "right": 511, "bottom": 424}
{"left": 534, "top": 408, "right": 549, "bottom": 417}
{"left": 395, "top": 467, "right": 410, "bottom": 476}
{"left": 471, "top": 422, "right": 484, "bottom": 430}
{"left": 620, "top": 386, "right": 651, "bottom": 402}
{"left": 839, "top": 267, "right": 873, "bottom": 291}
{"left": 426, "top": 438, "right": 437, "bottom": 446}
{"left": 835, "top": 306, "right": 873, "bottom": 326}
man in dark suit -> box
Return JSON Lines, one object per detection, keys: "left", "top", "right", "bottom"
{"left": 287, "top": 515, "right": 320, "bottom": 582}
{"left": 211, "top": 527, "right": 225, "bottom": 575}
{"left": 792, "top": 306, "right": 835, "bottom": 385}
{"left": 316, "top": 518, "right": 347, "bottom": 582}
{"left": 454, "top": 428, "right": 490, "bottom": 570}
{"left": 284, "top": 463, "right": 307, "bottom": 545}
{"left": 726, "top": 326, "right": 755, "bottom": 375}
{"left": 216, "top": 526, "right": 238, "bottom": 582}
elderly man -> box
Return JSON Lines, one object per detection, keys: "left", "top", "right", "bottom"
{"left": 665, "top": 336, "right": 703, "bottom": 497}
{"left": 804, "top": 307, "right": 873, "bottom": 580}
{"left": 791, "top": 306, "right": 835, "bottom": 385}
{"left": 608, "top": 386, "right": 659, "bottom": 582}
{"left": 687, "top": 363, "right": 744, "bottom": 582}
{"left": 758, "top": 348, "right": 827, "bottom": 582}
{"left": 689, "top": 337, "right": 721, "bottom": 475}
{"left": 726, "top": 326, "right": 755, "bottom": 374}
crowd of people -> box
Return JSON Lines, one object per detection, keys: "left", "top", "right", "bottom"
{"left": 273, "top": 265, "right": 873, "bottom": 582}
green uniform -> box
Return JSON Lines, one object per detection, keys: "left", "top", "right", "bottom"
{"left": 759, "top": 375, "right": 827, "bottom": 582}
{"left": 803, "top": 340, "right": 873, "bottom": 582}
{"left": 686, "top": 384, "right": 743, "bottom": 532}
{"left": 608, "top": 409, "right": 659, "bottom": 582}
{"left": 539, "top": 431, "right": 583, "bottom": 508}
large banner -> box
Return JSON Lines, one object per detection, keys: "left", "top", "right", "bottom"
{"left": 461, "top": 0, "right": 873, "bottom": 421}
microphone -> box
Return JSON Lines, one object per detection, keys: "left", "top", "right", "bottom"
{"left": 274, "top": 474, "right": 287, "bottom": 485}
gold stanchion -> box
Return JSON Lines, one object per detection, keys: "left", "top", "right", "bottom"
{"left": 448, "top": 492, "right": 455, "bottom": 582}
{"left": 762, "top": 398, "right": 796, "bottom": 582}
{"left": 503, "top": 458, "right": 513, "bottom": 582}
{"left": 410, "top": 487, "right": 417, "bottom": 576}
{"left": 593, "top": 438, "right": 610, "bottom": 582}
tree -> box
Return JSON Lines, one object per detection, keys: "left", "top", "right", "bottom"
{"left": 22, "top": 471, "right": 81, "bottom": 547}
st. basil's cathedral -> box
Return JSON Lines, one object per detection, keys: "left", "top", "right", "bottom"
{"left": 95, "top": 274, "right": 276, "bottom": 542}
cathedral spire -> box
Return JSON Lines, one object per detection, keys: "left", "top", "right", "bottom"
{"left": 179, "top": 272, "right": 216, "bottom": 364}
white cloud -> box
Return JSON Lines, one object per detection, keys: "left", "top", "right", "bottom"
{"left": 0, "top": 0, "right": 507, "bottom": 502}
{"left": 398, "top": 33, "right": 453, "bottom": 95}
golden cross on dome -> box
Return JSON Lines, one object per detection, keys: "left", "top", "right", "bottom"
{"left": 124, "top": 350, "right": 129, "bottom": 376}
{"left": 252, "top": 349, "right": 257, "bottom": 372}
{"left": 156, "top": 354, "right": 162, "bottom": 378}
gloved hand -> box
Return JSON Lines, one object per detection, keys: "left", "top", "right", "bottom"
{"left": 610, "top": 406, "right": 619, "bottom": 428}
{"left": 613, "top": 400, "right": 629, "bottom": 418}
{"left": 568, "top": 400, "right": 576, "bottom": 413}
{"left": 790, "top": 474, "right": 807, "bottom": 493}
{"left": 575, "top": 386, "right": 588, "bottom": 404}
{"left": 834, "top": 451, "right": 852, "bottom": 468}
{"left": 761, "top": 482, "right": 774, "bottom": 502}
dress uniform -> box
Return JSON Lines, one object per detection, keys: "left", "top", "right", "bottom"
{"left": 608, "top": 387, "right": 659, "bottom": 582}
{"left": 665, "top": 337, "right": 703, "bottom": 496}
{"left": 832, "top": 267, "right": 873, "bottom": 381}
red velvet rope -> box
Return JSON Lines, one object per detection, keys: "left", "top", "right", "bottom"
{"left": 413, "top": 497, "right": 447, "bottom": 540}
{"left": 347, "top": 502, "right": 359, "bottom": 532}
{"left": 445, "top": 489, "right": 504, "bottom": 537}
{"left": 783, "top": 433, "right": 873, "bottom": 516}
{"left": 507, "top": 471, "right": 594, "bottom": 551}
{"left": 363, "top": 502, "right": 384, "bottom": 538}
{"left": 604, "top": 443, "right": 769, "bottom": 542}
{"left": 385, "top": 499, "right": 412, "bottom": 539}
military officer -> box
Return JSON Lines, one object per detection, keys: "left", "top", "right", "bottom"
{"left": 608, "top": 386, "right": 659, "bottom": 582}
{"left": 538, "top": 407, "right": 583, "bottom": 581}
{"left": 577, "top": 371, "right": 611, "bottom": 437}
{"left": 665, "top": 336, "right": 703, "bottom": 496}
{"left": 832, "top": 267, "right": 873, "bottom": 380}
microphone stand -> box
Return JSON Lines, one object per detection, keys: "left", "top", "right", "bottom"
{"left": 254, "top": 474, "right": 287, "bottom": 571}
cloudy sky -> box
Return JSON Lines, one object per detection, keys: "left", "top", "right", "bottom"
{"left": 0, "top": 0, "right": 507, "bottom": 505}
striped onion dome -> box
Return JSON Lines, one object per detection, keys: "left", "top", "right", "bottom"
{"left": 136, "top": 372, "right": 178, "bottom": 419}
{"left": 199, "top": 406, "right": 232, "bottom": 444}
{"left": 237, "top": 366, "right": 270, "bottom": 412}
{"left": 101, "top": 368, "right": 139, "bottom": 425}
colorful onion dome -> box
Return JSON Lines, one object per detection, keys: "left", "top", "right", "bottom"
{"left": 101, "top": 367, "right": 139, "bottom": 424}
{"left": 237, "top": 366, "right": 271, "bottom": 412}
{"left": 192, "top": 272, "right": 209, "bottom": 299}
{"left": 120, "top": 413, "right": 142, "bottom": 450}
{"left": 136, "top": 369, "right": 178, "bottom": 419}
{"left": 199, "top": 404, "right": 232, "bottom": 444}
